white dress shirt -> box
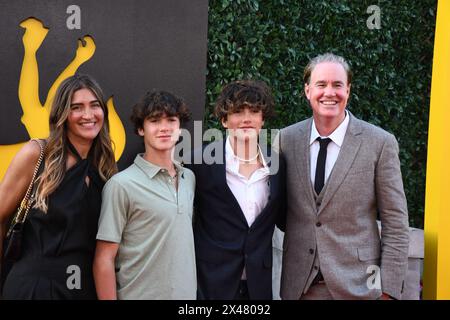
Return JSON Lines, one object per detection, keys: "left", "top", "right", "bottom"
{"left": 310, "top": 111, "right": 350, "bottom": 189}
{"left": 225, "top": 137, "right": 270, "bottom": 227}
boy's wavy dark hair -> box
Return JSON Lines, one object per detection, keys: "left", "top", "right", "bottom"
{"left": 214, "top": 80, "right": 275, "bottom": 122}
{"left": 130, "top": 90, "right": 191, "bottom": 134}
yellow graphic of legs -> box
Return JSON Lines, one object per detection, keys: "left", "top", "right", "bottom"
{"left": 18, "top": 18, "right": 49, "bottom": 138}
{"left": 107, "top": 97, "right": 126, "bottom": 160}
{"left": 0, "top": 18, "right": 126, "bottom": 181}
{"left": 43, "top": 36, "right": 96, "bottom": 116}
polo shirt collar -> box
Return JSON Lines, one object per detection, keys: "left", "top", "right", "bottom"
{"left": 134, "top": 154, "right": 185, "bottom": 179}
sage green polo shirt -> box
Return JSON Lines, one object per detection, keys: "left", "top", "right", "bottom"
{"left": 97, "top": 154, "right": 196, "bottom": 300}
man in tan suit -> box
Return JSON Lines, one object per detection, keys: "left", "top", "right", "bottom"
{"left": 278, "top": 53, "right": 409, "bottom": 300}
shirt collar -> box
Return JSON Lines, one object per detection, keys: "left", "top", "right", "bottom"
{"left": 134, "top": 153, "right": 185, "bottom": 179}
{"left": 310, "top": 110, "right": 350, "bottom": 147}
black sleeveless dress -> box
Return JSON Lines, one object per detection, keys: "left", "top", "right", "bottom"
{"left": 3, "top": 143, "right": 104, "bottom": 299}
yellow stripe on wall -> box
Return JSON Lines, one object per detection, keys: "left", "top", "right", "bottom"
{"left": 423, "top": 0, "right": 450, "bottom": 300}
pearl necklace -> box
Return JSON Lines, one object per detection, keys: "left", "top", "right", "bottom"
{"left": 234, "top": 151, "right": 259, "bottom": 163}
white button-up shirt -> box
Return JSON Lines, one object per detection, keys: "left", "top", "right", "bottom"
{"left": 225, "top": 137, "right": 270, "bottom": 227}
{"left": 309, "top": 111, "right": 350, "bottom": 188}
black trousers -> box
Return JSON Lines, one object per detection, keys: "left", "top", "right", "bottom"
{"left": 234, "top": 280, "right": 250, "bottom": 300}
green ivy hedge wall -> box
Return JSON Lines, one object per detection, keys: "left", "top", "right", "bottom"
{"left": 205, "top": 0, "right": 437, "bottom": 228}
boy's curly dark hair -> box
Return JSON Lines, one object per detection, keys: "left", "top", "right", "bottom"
{"left": 130, "top": 90, "right": 191, "bottom": 134}
{"left": 214, "top": 80, "right": 275, "bottom": 122}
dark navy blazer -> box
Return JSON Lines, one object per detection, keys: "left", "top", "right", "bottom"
{"left": 185, "top": 140, "right": 286, "bottom": 300}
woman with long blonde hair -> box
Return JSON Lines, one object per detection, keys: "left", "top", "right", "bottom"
{"left": 0, "top": 74, "right": 117, "bottom": 299}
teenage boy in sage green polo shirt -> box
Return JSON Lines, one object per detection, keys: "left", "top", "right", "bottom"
{"left": 93, "top": 91, "right": 196, "bottom": 300}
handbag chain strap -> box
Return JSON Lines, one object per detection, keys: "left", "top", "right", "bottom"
{"left": 7, "top": 139, "right": 45, "bottom": 235}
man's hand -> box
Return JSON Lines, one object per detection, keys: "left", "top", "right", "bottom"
{"left": 379, "top": 292, "right": 395, "bottom": 300}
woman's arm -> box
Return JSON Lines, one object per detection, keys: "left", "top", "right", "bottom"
{"left": 0, "top": 140, "right": 41, "bottom": 257}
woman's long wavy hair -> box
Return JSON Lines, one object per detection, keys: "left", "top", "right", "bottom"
{"left": 34, "top": 74, "right": 118, "bottom": 212}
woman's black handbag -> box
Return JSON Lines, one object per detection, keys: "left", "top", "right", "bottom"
{"left": 1, "top": 139, "right": 44, "bottom": 294}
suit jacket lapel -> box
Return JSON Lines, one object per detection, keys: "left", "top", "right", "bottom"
{"left": 317, "top": 113, "right": 363, "bottom": 215}
{"left": 251, "top": 168, "right": 277, "bottom": 227}
{"left": 294, "top": 118, "right": 316, "bottom": 207}
{"left": 218, "top": 139, "right": 250, "bottom": 226}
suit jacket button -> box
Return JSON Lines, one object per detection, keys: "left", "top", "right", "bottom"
{"left": 309, "top": 249, "right": 314, "bottom": 254}
{"left": 316, "top": 222, "right": 322, "bottom": 227}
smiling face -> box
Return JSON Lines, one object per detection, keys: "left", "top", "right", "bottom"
{"left": 138, "top": 113, "right": 181, "bottom": 154}
{"left": 66, "top": 88, "right": 104, "bottom": 146}
{"left": 305, "top": 62, "right": 350, "bottom": 124}
{"left": 221, "top": 106, "right": 264, "bottom": 143}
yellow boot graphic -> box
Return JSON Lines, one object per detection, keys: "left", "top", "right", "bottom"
{"left": 0, "top": 18, "right": 126, "bottom": 181}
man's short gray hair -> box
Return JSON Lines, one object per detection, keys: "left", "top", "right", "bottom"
{"left": 303, "top": 53, "right": 352, "bottom": 85}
